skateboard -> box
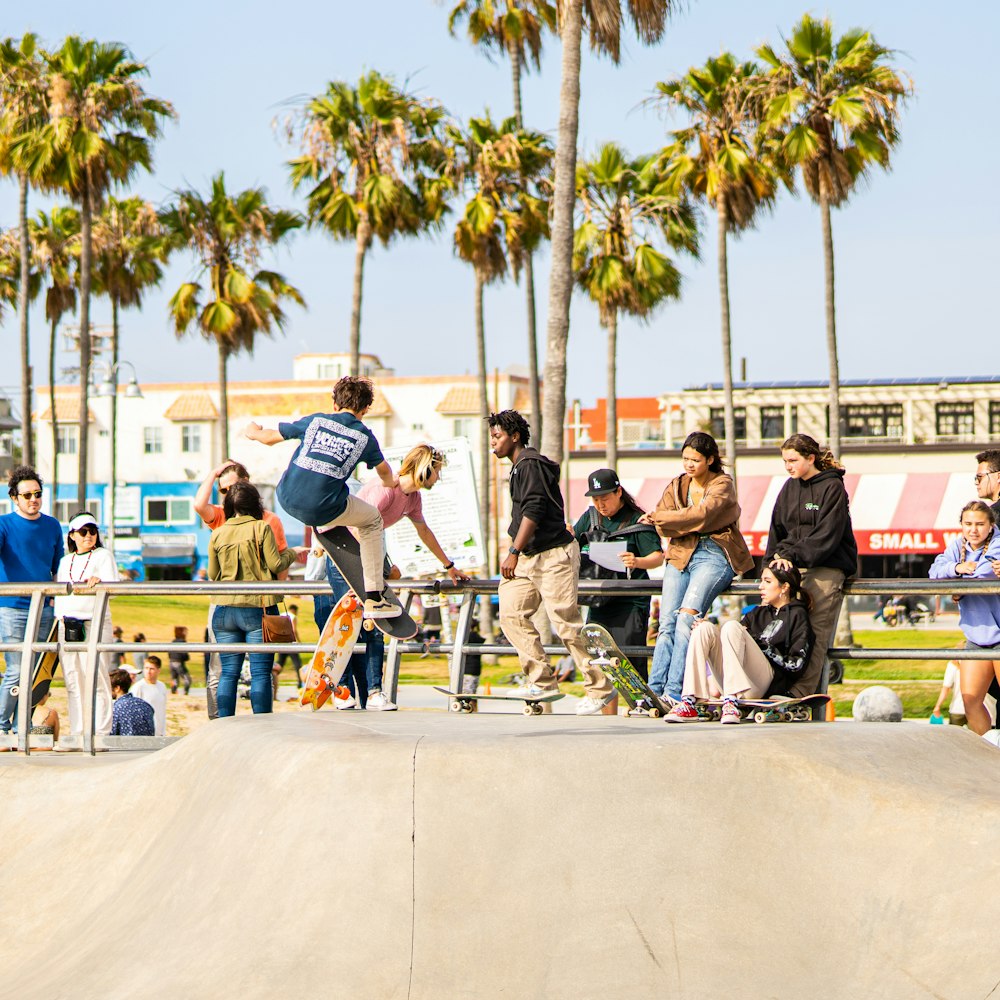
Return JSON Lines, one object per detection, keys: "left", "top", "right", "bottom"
{"left": 698, "top": 694, "right": 831, "bottom": 724}
{"left": 300, "top": 593, "right": 363, "bottom": 710}
{"left": 314, "top": 526, "right": 418, "bottom": 640}
{"left": 433, "top": 686, "right": 565, "bottom": 716}
{"left": 581, "top": 623, "right": 669, "bottom": 718}
{"left": 30, "top": 620, "right": 61, "bottom": 709}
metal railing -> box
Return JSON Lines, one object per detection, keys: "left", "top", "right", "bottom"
{"left": 0, "top": 576, "right": 996, "bottom": 756}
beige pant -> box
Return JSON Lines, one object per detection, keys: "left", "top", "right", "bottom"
{"left": 683, "top": 620, "right": 774, "bottom": 700}
{"left": 59, "top": 616, "right": 114, "bottom": 736}
{"left": 498, "top": 541, "right": 611, "bottom": 698}
{"left": 317, "top": 494, "right": 385, "bottom": 594}
{"left": 790, "top": 567, "right": 846, "bottom": 698}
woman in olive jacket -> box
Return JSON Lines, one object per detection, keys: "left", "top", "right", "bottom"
{"left": 639, "top": 432, "right": 753, "bottom": 700}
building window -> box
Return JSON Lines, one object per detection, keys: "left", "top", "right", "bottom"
{"left": 56, "top": 425, "right": 78, "bottom": 455}
{"left": 411, "top": 422, "right": 424, "bottom": 432}
{"left": 709, "top": 407, "right": 746, "bottom": 441}
{"left": 181, "top": 424, "right": 202, "bottom": 453}
{"left": 619, "top": 420, "right": 665, "bottom": 446}
{"left": 990, "top": 402, "right": 1000, "bottom": 436}
{"left": 760, "top": 406, "right": 798, "bottom": 442}
{"left": 143, "top": 427, "right": 163, "bottom": 455}
{"left": 145, "top": 497, "right": 194, "bottom": 525}
{"left": 319, "top": 363, "right": 342, "bottom": 380}
{"left": 843, "top": 404, "right": 904, "bottom": 439}
{"left": 54, "top": 499, "right": 101, "bottom": 525}
{"left": 452, "top": 418, "right": 475, "bottom": 439}
{"left": 935, "top": 402, "right": 974, "bottom": 440}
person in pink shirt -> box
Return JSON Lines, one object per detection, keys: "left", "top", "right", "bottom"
{"left": 333, "top": 444, "right": 470, "bottom": 711}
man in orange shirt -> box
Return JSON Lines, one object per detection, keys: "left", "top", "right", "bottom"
{"left": 194, "top": 460, "right": 289, "bottom": 718}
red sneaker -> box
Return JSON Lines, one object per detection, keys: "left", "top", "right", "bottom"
{"left": 664, "top": 700, "right": 701, "bottom": 723}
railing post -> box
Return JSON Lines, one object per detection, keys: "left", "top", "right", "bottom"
{"left": 384, "top": 590, "right": 415, "bottom": 704}
{"left": 15, "top": 590, "right": 44, "bottom": 755}
{"left": 449, "top": 593, "right": 476, "bottom": 695}
{"left": 86, "top": 590, "right": 111, "bottom": 756}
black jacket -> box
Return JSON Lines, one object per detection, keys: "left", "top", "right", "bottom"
{"left": 507, "top": 448, "right": 573, "bottom": 556}
{"left": 764, "top": 468, "right": 858, "bottom": 576}
{"left": 742, "top": 599, "right": 815, "bottom": 697}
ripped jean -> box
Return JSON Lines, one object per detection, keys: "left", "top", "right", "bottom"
{"left": 648, "top": 539, "right": 734, "bottom": 700}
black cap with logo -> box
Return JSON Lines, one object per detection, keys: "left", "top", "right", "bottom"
{"left": 584, "top": 468, "right": 621, "bottom": 497}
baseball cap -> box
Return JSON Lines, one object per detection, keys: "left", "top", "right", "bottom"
{"left": 68, "top": 512, "right": 98, "bottom": 533}
{"left": 584, "top": 469, "right": 621, "bottom": 497}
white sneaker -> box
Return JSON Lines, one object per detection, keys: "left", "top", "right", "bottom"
{"left": 363, "top": 595, "right": 402, "bottom": 619}
{"left": 333, "top": 685, "right": 356, "bottom": 710}
{"left": 576, "top": 692, "right": 617, "bottom": 716}
{"left": 509, "top": 683, "right": 551, "bottom": 699}
{"left": 367, "top": 690, "right": 397, "bottom": 712}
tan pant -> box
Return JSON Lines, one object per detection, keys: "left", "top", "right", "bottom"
{"left": 498, "top": 541, "right": 611, "bottom": 698}
{"left": 790, "top": 567, "right": 846, "bottom": 698}
{"left": 317, "top": 494, "right": 385, "bottom": 594}
{"left": 683, "top": 620, "right": 773, "bottom": 700}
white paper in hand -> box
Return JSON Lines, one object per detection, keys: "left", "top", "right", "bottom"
{"left": 587, "top": 541, "right": 628, "bottom": 573}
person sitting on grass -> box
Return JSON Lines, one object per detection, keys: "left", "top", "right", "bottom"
{"left": 929, "top": 501, "right": 1000, "bottom": 735}
{"left": 110, "top": 668, "right": 155, "bottom": 737}
{"left": 665, "top": 563, "right": 814, "bottom": 724}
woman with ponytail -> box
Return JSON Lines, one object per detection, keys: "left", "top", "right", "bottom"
{"left": 929, "top": 501, "right": 1000, "bottom": 734}
{"left": 764, "top": 433, "right": 857, "bottom": 698}
{"left": 665, "top": 563, "right": 815, "bottom": 723}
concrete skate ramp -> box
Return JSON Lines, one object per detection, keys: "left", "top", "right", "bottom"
{"left": 2, "top": 715, "right": 999, "bottom": 999}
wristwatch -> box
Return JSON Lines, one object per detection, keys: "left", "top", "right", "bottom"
{"left": 508, "top": 545, "right": 521, "bottom": 556}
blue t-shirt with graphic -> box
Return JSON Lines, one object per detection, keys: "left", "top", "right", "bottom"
{"left": 276, "top": 412, "right": 384, "bottom": 526}
{"left": 0, "top": 511, "right": 64, "bottom": 610}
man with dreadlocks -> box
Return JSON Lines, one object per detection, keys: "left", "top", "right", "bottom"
{"left": 488, "top": 409, "right": 618, "bottom": 716}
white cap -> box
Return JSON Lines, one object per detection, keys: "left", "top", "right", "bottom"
{"left": 68, "top": 512, "right": 98, "bottom": 533}
{"left": 122, "top": 661, "right": 139, "bottom": 676}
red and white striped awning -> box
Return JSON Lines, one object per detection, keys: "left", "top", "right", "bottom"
{"left": 568, "top": 473, "right": 975, "bottom": 556}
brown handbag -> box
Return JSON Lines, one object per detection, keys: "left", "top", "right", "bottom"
{"left": 256, "top": 526, "right": 294, "bottom": 644}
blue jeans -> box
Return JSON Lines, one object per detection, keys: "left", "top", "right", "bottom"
{"left": 327, "top": 563, "right": 383, "bottom": 704}
{"left": 0, "top": 604, "right": 55, "bottom": 733}
{"left": 649, "top": 539, "right": 734, "bottom": 700}
{"left": 212, "top": 605, "right": 273, "bottom": 716}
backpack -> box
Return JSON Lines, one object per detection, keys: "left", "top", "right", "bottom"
{"left": 578, "top": 507, "right": 658, "bottom": 608}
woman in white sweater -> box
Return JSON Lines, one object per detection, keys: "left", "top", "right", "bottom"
{"left": 54, "top": 512, "right": 120, "bottom": 736}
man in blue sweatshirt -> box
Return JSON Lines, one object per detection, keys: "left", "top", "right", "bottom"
{"left": 0, "top": 466, "right": 64, "bottom": 736}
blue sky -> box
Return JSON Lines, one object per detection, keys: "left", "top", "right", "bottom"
{"left": 1, "top": 1, "right": 995, "bottom": 418}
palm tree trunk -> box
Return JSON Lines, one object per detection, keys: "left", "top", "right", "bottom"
{"left": 349, "top": 213, "right": 371, "bottom": 377}
{"left": 49, "top": 314, "right": 58, "bottom": 506}
{"left": 218, "top": 342, "right": 230, "bottom": 458}
{"left": 717, "top": 196, "right": 737, "bottom": 479}
{"left": 18, "top": 174, "right": 32, "bottom": 468}
{"left": 507, "top": 40, "right": 542, "bottom": 443}
{"left": 108, "top": 296, "right": 119, "bottom": 554}
{"left": 605, "top": 312, "right": 618, "bottom": 469}
{"left": 540, "top": 0, "right": 583, "bottom": 463}
{"left": 474, "top": 270, "right": 493, "bottom": 638}
{"left": 77, "top": 179, "right": 92, "bottom": 511}
{"left": 820, "top": 184, "right": 841, "bottom": 459}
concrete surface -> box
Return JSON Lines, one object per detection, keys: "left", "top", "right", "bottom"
{"left": 2, "top": 713, "right": 999, "bottom": 999}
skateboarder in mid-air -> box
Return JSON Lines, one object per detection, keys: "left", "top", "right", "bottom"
{"left": 244, "top": 375, "right": 400, "bottom": 619}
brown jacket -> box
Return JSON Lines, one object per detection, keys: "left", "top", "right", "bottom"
{"left": 649, "top": 473, "right": 754, "bottom": 574}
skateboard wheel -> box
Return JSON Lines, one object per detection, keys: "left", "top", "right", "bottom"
{"left": 753, "top": 710, "right": 767, "bottom": 724}
{"left": 522, "top": 705, "right": 533, "bottom": 716}
{"left": 362, "top": 619, "right": 376, "bottom": 631}
{"left": 449, "top": 701, "right": 462, "bottom": 713}
{"left": 531, "top": 703, "right": 543, "bottom": 716}
{"left": 648, "top": 707, "right": 661, "bottom": 719}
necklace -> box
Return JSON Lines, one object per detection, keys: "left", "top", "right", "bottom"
{"left": 69, "top": 551, "right": 95, "bottom": 582}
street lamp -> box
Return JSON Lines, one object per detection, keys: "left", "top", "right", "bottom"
{"left": 92, "top": 360, "right": 143, "bottom": 557}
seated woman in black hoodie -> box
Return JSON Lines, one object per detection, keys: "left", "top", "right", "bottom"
{"left": 665, "top": 564, "right": 814, "bottom": 724}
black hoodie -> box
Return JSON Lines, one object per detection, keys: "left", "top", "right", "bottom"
{"left": 507, "top": 448, "right": 573, "bottom": 556}
{"left": 764, "top": 468, "right": 858, "bottom": 576}
{"left": 741, "top": 599, "right": 815, "bottom": 697}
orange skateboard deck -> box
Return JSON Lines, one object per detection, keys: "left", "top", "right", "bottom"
{"left": 301, "top": 593, "right": 363, "bottom": 710}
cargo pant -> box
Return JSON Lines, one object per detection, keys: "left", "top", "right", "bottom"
{"left": 498, "top": 540, "right": 611, "bottom": 699}
{"left": 789, "top": 567, "right": 845, "bottom": 698}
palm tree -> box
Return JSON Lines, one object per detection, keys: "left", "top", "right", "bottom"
{"left": 0, "top": 33, "right": 48, "bottom": 466}
{"left": 452, "top": 114, "right": 552, "bottom": 571}
{"left": 655, "top": 53, "right": 785, "bottom": 473}
{"left": 287, "top": 71, "right": 450, "bottom": 376}
{"left": 93, "top": 196, "right": 169, "bottom": 549}
{"left": 30, "top": 206, "right": 80, "bottom": 505}
{"left": 161, "top": 173, "right": 305, "bottom": 456}
{"left": 448, "top": 1, "right": 557, "bottom": 437}
{"left": 17, "top": 36, "right": 174, "bottom": 508}
{"left": 757, "top": 15, "right": 910, "bottom": 459}
{"left": 573, "top": 143, "right": 697, "bottom": 467}
{"left": 542, "top": 0, "right": 681, "bottom": 462}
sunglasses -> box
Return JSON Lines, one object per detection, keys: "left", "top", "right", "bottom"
{"left": 975, "top": 472, "right": 997, "bottom": 484}
{"left": 219, "top": 486, "right": 230, "bottom": 495}
{"left": 73, "top": 525, "right": 98, "bottom": 537}
{"left": 17, "top": 490, "right": 43, "bottom": 500}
